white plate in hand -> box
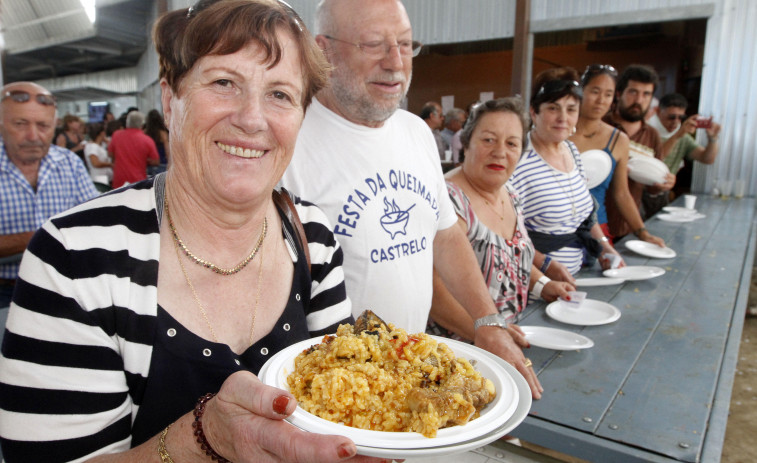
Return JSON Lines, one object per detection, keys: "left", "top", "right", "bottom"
{"left": 627, "top": 155, "right": 668, "bottom": 185}
{"left": 545, "top": 299, "right": 621, "bottom": 326}
{"left": 603, "top": 265, "right": 665, "bottom": 281}
{"left": 580, "top": 149, "right": 613, "bottom": 189}
{"left": 260, "top": 336, "right": 521, "bottom": 455}
{"left": 520, "top": 326, "right": 594, "bottom": 350}
{"left": 624, "top": 240, "right": 676, "bottom": 259}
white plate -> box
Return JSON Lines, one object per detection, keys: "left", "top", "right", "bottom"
{"left": 520, "top": 326, "right": 594, "bottom": 350}
{"left": 546, "top": 299, "right": 621, "bottom": 326}
{"left": 574, "top": 277, "right": 626, "bottom": 287}
{"left": 627, "top": 155, "right": 668, "bottom": 185}
{"left": 624, "top": 240, "right": 676, "bottom": 259}
{"left": 662, "top": 206, "right": 698, "bottom": 215}
{"left": 656, "top": 213, "right": 705, "bottom": 223}
{"left": 260, "top": 335, "right": 523, "bottom": 456}
{"left": 603, "top": 265, "right": 665, "bottom": 281}
{"left": 580, "top": 149, "right": 613, "bottom": 189}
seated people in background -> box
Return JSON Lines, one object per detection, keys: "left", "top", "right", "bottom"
{"left": 420, "top": 101, "right": 447, "bottom": 159}
{"left": 109, "top": 110, "right": 160, "bottom": 188}
{"left": 428, "top": 97, "right": 575, "bottom": 342}
{"left": 282, "top": 0, "right": 543, "bottom": 399}
{"left": 83, "top": 121, "right": 113, "bottom": 186}
{"left": 0, "top": 82, "right": 98, "bottom": 307}
{"left": 648, "top": 92, "right": 721, "bottom": 174}
{"left": 570, "top": 64, "right": 664, "bottom": 246}
{"left": 144, "top": 108, "right": 171, "bottom": 175}
{"left": 55, "top": 113, "right": 86, "bottom": 162}
{"left": 0, "top": 2, "right": 373, "bottom": 462}
{"left": 510, "top": 67, "right": 624, "bottom": 282}
{"left": 441, "top": 107, "right": 467, "bottom": 160}
{"left": 603, "top": 64, "right": 675, "bottom": 227}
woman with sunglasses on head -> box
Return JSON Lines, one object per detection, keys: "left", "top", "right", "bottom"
{"left": 510, "top": 67, "right": 624, "bottom": 283}
{"left": 569, "top": 64, "right": 664, "bottom": 247}
{"left": 428, "top": 97, "right": 576, "bottom": 399}
{"left": 0, "top": 2, "right": 385, "bottom": 462}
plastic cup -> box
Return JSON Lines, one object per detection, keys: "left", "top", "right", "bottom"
{"left": 684, "top": 194, "right": 697, "bottom": 209}
{"left": 734, "top": 180, "right": 746, "bottom": 198}
{"left": 720, "top": 180, "right": 733, "bottom": 198}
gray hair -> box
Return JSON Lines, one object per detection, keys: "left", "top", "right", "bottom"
{"left": 126, "top": 111, "right": 145, "bottom": 129}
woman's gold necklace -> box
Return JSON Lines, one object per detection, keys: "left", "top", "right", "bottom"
{"left": 462, "top": 170, "right": 506, "bottom": 220}
{"left": 166, "top": 200, "right": 267, "bottom": 276}
{"left": 173, "top": 234, "right": 265, "bottom": 346}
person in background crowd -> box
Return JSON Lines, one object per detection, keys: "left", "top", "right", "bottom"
{"left": 603, "top": 64, "right": 675, "bottom": 229}
{"left": 0, "top": 1, "right": 380, "bottom": 462}
{"left": 429, "top": 97, "right": 575, "bottom": 342}
{"left": 441, "top": 107, "right": 466, "bottom": 150}
{"left": 109, "top": 110, "right": 160, "bottom": 188}
{"left": 420, "top": 101, "right": 447, "bottom": 159}
{"left": 55, "top": 113, "right": 86, "bottom": 162}
{"left": 144, "top": 108, "right": 171, "bottom": 175}
{"left": 648, "top": 92, "right": 721, "bottom": 175}
{"left": 570, "top": 64, "right": 665, "bottom": 246}
{"left": 83, "top": 121, "right": 113, "bottom": 187}
{"left": 0, "top": 82, "right": 98, "bottom": 307}
{"left": 510, "top": 67, "right": 624, "bottom": 281}
{"left": 281, "top": 0, "right": 543, "bottom": 399}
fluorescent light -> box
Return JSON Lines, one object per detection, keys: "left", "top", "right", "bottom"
{"left": 79, "top": 0, "right": 96, "bottom": 24}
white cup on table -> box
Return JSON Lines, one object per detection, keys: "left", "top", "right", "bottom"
{"left": 684, "top": 194, "right": 697, "bottom": 210}
{"left": 734, "top": 180, "right": 746, "bottom": 198}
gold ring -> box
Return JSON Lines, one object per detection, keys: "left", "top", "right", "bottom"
{"left": 524, "top": 358, "right": 533, "bottom": 368}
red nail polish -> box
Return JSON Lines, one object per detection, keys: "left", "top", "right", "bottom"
{"left": 565, "top": 295, "right": 571, "bottom": 301}
{"left": 273, "top": 395, "right": 290, "bottom": 414}
{"left": 337, "top": 444, "right": 354, "bottom": 459}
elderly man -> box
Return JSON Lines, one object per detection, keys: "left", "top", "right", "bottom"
{"left": 0, "top": 82, "right": 98, "bottom": 307}
{"left": 108, "top": 110, "right": 159, "bottom": 188}
{"left": 281, "top": 0, "right": 542, "bottom": 397}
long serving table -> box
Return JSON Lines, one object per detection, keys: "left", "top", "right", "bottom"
{"left": 508, "top": 194, "right": 756, "bottom": 462}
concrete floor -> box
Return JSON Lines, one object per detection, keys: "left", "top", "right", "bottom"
{"left": 720, "top": 267, "right": 757, "bottom": 463}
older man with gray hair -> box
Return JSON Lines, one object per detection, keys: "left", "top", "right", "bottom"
{"left": 282, "top": 0, "right": 543, "bottom": 398}
{"left": 0, "top": 82, "right": 98, "bottom": 307}
{"left": 108, "top": 110, "right": 159, "bottom": 188}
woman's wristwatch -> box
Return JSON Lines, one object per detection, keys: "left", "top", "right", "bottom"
{"left": 473, "top": 313, "right": 509, "bottom": 331}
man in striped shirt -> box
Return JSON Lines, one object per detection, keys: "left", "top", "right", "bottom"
{"left": 0, "top": 82, "right": 98, "bottom": 307}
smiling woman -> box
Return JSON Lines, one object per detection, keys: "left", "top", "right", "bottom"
{"left": 0, "top": 1, "right": 382, "bottom": 463}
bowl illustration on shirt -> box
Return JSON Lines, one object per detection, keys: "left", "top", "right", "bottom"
{"left": 380, "top": 197, "right": 415, "bottom": 239}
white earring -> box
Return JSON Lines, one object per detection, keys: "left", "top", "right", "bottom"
{"left": 572, "top": 126, "right": 577, "bottom": 135}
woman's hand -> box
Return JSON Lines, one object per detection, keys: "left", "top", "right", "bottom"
{"left": 638, "top": 229, "right": 666, "bottom": 248}
{"left": 202, "top": 371, "right": 385, "bottom": 462}
{"left": 544, "top": 259, "right": 575, "bottom": 284}
{"left": 474, "top": 326, "right": 543, "bottom": 400}
{"left": 540, "top": 280, "right": 576, "bottom": 302}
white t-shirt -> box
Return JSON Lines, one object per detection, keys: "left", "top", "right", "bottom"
{"left": 281, "top": 98, "right": 457, "bottom": 333}
{"left": 84, "top": 141, "right": 113, "bottom": 183}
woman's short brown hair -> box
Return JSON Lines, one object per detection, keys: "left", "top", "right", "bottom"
{"left": 459, "top": 97, "right": 529, "bottom": 152}
{"left": 61, "top": 114, "right": 81, "bottom": 130}
{"left": 153, "top": 0, "right": 330, "bottom": 109}
{"left": 530, "top": 67, "right": 582, "bottom": 113}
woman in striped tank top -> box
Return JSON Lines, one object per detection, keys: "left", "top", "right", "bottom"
{"left": 510, "top": 67, "right": 624, "bottom": 280}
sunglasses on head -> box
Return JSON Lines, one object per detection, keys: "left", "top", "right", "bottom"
{"left": 581, "top": 64, "right": 617, "bottom": 81}
{"left": 536, "top": 80, "right": 583, "bottom": 99}
{"left": 2, "top": 90, "right": 57, "bottom": 107}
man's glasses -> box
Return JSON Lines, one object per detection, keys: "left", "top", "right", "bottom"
{"left": 536, "top": 80, "right": 583, "bottom": 99}
{"left": 323, "top": 35, "right": 423, "bottom": 58}
{"left": 2, "top": 90, "right": 57, "bottom": 107}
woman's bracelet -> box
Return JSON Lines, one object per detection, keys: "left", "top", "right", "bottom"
{"left": 540, "top": 256, "right": 552, "bottom": 274}
{"left": 158, "top": 424, "right": 174, "bottom": 463}
{"left": 633, "top": 227, "right": 647, "bottom": 237}
{"left": 532, "top": 275, "right": 551, "bottom": 300}
{"left": 193, "top": 393, "right": 230, "bottom": 463}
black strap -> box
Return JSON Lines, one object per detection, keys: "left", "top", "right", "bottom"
{"left": 272, "top": 188, "right": 311, "bottom": 271}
